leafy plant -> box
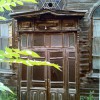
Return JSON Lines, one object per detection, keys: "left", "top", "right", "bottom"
{"left": 0, "top": 82, "right": 15, "bottom": 100}
{"left": 0, "top": 47, "right": 61, "bottom": 70}
{"left": 80, "top": 91, "right": 94, "bottom": 100}
{"left": 0, "top": 0, "right": 37, "bottom": 20}
{"left": 0, "top": 48, "right": 61, "bottom": 99}
{"left": 0, "top": 87, "right": 17, "bottom": 100}
{"left": 0, "top": 82, "right": 14, "bottom": 94}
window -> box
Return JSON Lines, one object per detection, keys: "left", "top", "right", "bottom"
{"left": 38, "top": 0, "right": 65, "bottom": 10}
{"left": 0, "top": 24, "right": 10, "bottom": 70}
{"left": 69, "top": 34, "right": 75, "bottom": 47}
{"left": 21, "top": 34, "right": 32, "bottom": 48}
{"left": 20, "top": 33, "right": 76, "bottom": 48}
{"left": 21, "top": 35, "right": 27, "bottom": 47}
{"left": 92, "top": 6, "right": 100, "bottom": 70}
{"left": 51, "top": 34, "right": 62, "bottom": 47}
{"left": 33, "top": 34, "right": 44, "bottom": 46}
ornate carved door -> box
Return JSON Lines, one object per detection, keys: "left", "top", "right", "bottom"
{"left": 18, "top": 32, "right": 79, "bottom": 100}
{"left": 28, "top": 49, "right": 65, "bottom": 100}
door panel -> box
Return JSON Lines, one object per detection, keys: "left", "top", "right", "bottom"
{"left": 30, "top": 50, "right": 47, "bottom": 100}
{"left": 30, "top": 90, "right": 46, "bottom": 100}
{"left": 50, "top": 59, "right": 63, "bottom": 81}
{"left": 47, "top": 50, "right": 65, "bottom": 100}
{"left": 21, "top": 91, "right": 27, "bottom": 100}
{"left": 68, "top": 58, "right": 75, "bottom": 82}
{"left": 19, "top": 32, "right": 78, "bottom": 100}
{"left": 50, "top": 92, "right": 64, "bottom": 100}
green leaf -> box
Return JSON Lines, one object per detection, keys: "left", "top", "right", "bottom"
{"left": 4, "top": 51, "right": 20, "bottom": 59}
{"left": 0, "top": 50, "right": 4, "bottom": 54}
{"left": 0, "top": 82, "right": 14, "bottom": 94}
{"left": 12, "top": 48, "right": 40, "bottom": 58}
{"left": 27, "top": 60, "right": 61, "bottom": 70}
{"left": 0, "top": 50, "right": 5, "bottom": 59}
{"left": 31, "top": 52, "right": 40, "bottom": 58}
{"left": 2, "top": 48, "right": 61, "bottom": 70}
{"left": 4, "top": 53, "right": 20, "bottom": 59}
{"left": 0, "top": 0, "right": 6, "bottom": 5}
{"left": 16, "top": 1, "right": 23, "bottom": 5}
{"left": 13, "top": 0, "right": 17, "bottom": 1}
{"left": 19, "top": 50, "right": 40, "bottom": 58}
{"left": 0, "top": 7, "right": 4, "bottom": 12}
{"left": 11, "top": 2, "right": 16, "bottom": 7}
{"left": 5, "top": 47, "right": 12, "bottom": 53}
{"left": 11, "top": 53, "right": 20, "bottom": 58}
{"left": 0, "top": 16, "right": 6, "bottom": 20}
{"left": 4, "top": 5, "right": 12, "bottom": 11}
{"left": 24, "top": 60, "right": 33, "bottom": 66}
{"left": 4, "top": 54, "right": 13, "bottom": 58}
{"left": 7, "top": 0, "right": 12, "bottom": 3}
{"left": 12, "top": 48, "right": 20, "bottom": 52}
{"left": 3, "top": 58, "right": 61, "bottom": 70}
{"left": 22, "top": 0, "right": 38, "bottom": 3}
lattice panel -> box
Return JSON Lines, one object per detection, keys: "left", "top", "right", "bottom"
{"left": 38, "top": 0, "right": 66, "bottom": 10}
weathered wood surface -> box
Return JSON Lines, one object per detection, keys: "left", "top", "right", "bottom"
{"left": 65, "top": 0, "right": 99, "bottom": 10}
{"left": 79, "top": 11, "right": 99, "bottom": 99}
{"left": 80, "top": 74, "right": 99, "bottom": 100}
{"left": 11, "top": 10, "right": 85, "bottom": 100}
{"left": 10, "top": 0, "right": 100, "bottom": 99}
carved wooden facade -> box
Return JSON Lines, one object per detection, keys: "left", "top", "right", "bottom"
{"left": 8, "top": 0, "right": 100, "bottom": 100}
{"left": 11, "top": 9, "right": 87, "bottom": 100}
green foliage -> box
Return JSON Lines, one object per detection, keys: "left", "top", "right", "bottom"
{"left": 0, "top": 16, "right": 6, "bottom": 20}
{"left": 0, "top": 0, "right": 37, "bottom": 20}
{"left": 0, "top": 86, "right": 17, "bottom": 100}
{"left": 0, "top": 87, "right": 16, "bottom": 100}
{"left": 0, "top": 82, "right": 14, "bottom": 94}
{"left": 22, "top": 0, "right": 37, "bottom": 3}
{"left": 0, "top": 0, "right": 37, "bottom": 11}
{"left": 80, "top": 91, "right": 94, "bottom": 100}
{"left": 0, "top": 47, "right": 61, "bottom": 70}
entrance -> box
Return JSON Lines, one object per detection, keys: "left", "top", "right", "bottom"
{"left": 19, "top": 32, "right": 78, "bottom": 100}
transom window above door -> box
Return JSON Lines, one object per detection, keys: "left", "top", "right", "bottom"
{"left": 20, "top": 32, "right": 76, "bottom": 48}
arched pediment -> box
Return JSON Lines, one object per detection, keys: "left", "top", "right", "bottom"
{"left": 10, "top": 9, "right": 86, "bottom": 19}
{"left": 88, "top": 1, "right": 100, "bottom": 18}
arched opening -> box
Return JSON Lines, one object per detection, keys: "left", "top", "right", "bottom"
{"left": 92, "top": 5, "right": 100, "bottom": 72}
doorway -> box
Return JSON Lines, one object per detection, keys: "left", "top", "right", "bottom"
{"left": 19, "top": 32, "right": 78, "bottom": 100}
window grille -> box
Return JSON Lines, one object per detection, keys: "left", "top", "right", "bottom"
{"left": 0, "top": 24, "right": 11, "bottom": 70}
{"left": 38, "top": 0, "right": 66, "bottom": 10}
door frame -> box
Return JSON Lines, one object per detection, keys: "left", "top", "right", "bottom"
{"left": 18, "top": 31, "right": 80, "bottom": 100}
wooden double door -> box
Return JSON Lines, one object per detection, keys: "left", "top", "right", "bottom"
{"left": 19, "top": 32, "right": 79, "bottom": 100}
